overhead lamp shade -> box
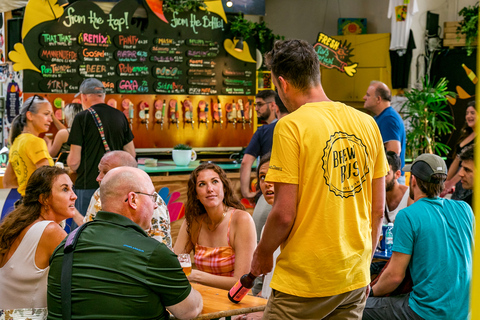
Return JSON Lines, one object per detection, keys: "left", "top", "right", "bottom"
{"left": 234, "top": 37, "right": 244, "bottom": 52}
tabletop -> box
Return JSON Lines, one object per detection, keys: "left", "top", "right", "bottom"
{"left": 171, "top": 283, "right": 267, "bottom": 320}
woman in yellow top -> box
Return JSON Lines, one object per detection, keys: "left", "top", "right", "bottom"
{"left": 3, "top": 95, "right": 54, "bottom": 197}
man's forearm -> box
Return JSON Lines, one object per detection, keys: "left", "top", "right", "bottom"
{"left": 371, "top": 267, "right": 404, "bottom": 296}
{"left": 240, "top": 154, "right": 255, "bottom": 198}
{"left": 257, "top": 207, "right": 294, "bottom": 255}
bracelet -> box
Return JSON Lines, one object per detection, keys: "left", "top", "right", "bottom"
{"left": 369, "top": 287, "right": 374, "bottom": 297}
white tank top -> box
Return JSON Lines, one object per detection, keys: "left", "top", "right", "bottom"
{"left": 0, "top": 220, "right": 54, "bottom": 309}
{"left": 384, "top": 187, "right": 410, "bottom": 224}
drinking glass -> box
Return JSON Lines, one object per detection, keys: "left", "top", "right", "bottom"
{"left": 178, "top": 253, "right": 192, "bottom": 276}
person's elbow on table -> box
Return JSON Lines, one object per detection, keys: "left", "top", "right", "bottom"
{"left": 167, "top": 288, "right": 203, "bottom": 319}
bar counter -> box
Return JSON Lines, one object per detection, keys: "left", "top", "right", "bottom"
{"left": 139, "top": 160, "right": 245, "bottom": 175}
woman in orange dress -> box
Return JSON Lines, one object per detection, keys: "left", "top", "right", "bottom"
{"left": 174, "top": 163, "right": 256, "bottom": 290}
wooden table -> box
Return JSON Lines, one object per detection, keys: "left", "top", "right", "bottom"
{"left": 171, "top": 283, "right": 267, "bottom": 320}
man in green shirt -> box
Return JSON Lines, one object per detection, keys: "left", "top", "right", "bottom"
{"left": 47, "top": 167, "right": 202, "bottom": 319}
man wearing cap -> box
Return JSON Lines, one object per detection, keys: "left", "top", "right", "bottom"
{"left": 67, "top": 78, "right": 135, "bottom": 222}
{"left": 363, "top": 153, "right": 475, "bottom": 320}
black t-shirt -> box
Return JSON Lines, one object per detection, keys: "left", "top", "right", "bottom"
{"left": 68, "top": 103, "right": 134, "bottom": 189}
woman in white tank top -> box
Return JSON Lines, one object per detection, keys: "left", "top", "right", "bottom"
{"left": 0, "top": 166, "right": 77, "bottom": 314}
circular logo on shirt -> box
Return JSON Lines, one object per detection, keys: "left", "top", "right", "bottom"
{"left": 322, "top": 132, "right": 369, "bottom": 198}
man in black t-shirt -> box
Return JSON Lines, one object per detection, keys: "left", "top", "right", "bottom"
{"left": 67, "top": 78, "right": 135, "bottom": 222}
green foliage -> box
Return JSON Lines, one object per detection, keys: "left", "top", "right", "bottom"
{"left": 229, "top": 14, "right": 284, "bottom": 69}
{"left": 229, "top": 14, "right": 256, "bottom": 41}
{"left": 457, "top": 2, "right": 479, "bottom": 56}
{"left": 173, "top": 144, "right": 192, "bottom": 150}
{"left": 253, "top": 21, "right": 284, "bottom": 55}
{"left": 401, "top": 77, "right": 456, "bottom": 158}
{"left": 163, "top": 0, "right": 206, "bottom": 14}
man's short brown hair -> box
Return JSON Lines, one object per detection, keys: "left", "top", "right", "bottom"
{"left": 265, "top": 39, "right": 321, "bottom": 93}
{"left": 415, "top": 173, "right": 447, "bottom": 198}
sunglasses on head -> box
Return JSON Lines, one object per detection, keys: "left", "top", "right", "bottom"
{"left": 26, "top": 95, "right": 45, "bottom": 113}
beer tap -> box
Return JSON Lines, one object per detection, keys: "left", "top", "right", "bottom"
{"left": 121, "top": 99, "right": 134, "bottom": 129}
{"left": 61, "top": 100, "right": 65, "bottom": 125}
{"left": 226, "top": 101, "right": 236, "bottom": 128}
{"left": 169, "top": 99, "right": 179, "bottom": 129}
{"left": 244, "top": 99, "right": 252, "bottom": 128}
{"left": 237, "top": 99, "right": 245, "bottom": 129}
{"left": 198, "top": 100, "right": 208, "bottom": 129}
{"left": 107, "top": 98, "right": 117, "bottom": 109}
{"left": 128, "top": 101, "right": 134, "bottom": 129}
{"left": 218, "top": 99, "right": 223, "bottom": 129}
{"left": 182, "top": 99, "right": 194, "bottom": 129}
{"left": 154, "top": 99, "right": 164, "bottom": 129}
{"left": 139, "top": 101, "right": 149, "bottom": 130}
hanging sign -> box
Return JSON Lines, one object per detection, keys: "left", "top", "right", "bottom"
{"left": 313, "top": 32, "right": 358, "bottom": 77}
{"left": 6, "top": 81, "right": 20, "bottom": 123}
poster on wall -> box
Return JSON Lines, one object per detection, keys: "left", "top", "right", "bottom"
{"left": 0, "top": 13, "right": 5, "bottom": 64}
{"left": 313, "top": 32, "right": 358, "bottom": 77}
{"left": 11, "top": 0, "right": 257, "bottom": 95}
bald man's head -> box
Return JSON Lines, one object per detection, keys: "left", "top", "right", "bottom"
{"left": 100, "top": 167, "right": 156, "bottom": 229}
{"left": 96, "top": 151, "right": 137, "bottom": 185}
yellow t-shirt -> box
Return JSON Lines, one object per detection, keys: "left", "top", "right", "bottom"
{"left": 267, "top": 102, "right": 388, "bottom": 297}
{"left": 9, "top": 133, "right": 54, "bottom": 196}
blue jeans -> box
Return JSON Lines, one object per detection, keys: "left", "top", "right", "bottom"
{"left": 71, "top": 188, "right": 96, "bottom": 230}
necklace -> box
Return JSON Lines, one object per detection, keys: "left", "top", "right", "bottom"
{"left": 206, "top": 207, "right": 228, "bottom": 232}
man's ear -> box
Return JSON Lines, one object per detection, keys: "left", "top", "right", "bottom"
{"left": 278, "top": 76, "right": 288, "bottom": 94}
{"left": 394, "top": 170, "right": 401, "bottom": 180}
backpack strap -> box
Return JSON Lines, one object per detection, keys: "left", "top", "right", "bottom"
{"left": 61, "top": 222, "right": 90, "bottom": 320}
{"left": 87, "top": 107, "right": 110, "bottom": 152}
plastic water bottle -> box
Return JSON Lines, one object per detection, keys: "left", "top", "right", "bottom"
{"left": 385, "top": 222, "right": 394, "bottom": 253}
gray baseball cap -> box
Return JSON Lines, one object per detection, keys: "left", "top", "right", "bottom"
{"left": 75, "top": 78, "right": 105, "bottom": 97}
{"left": 403, "top": 153, "right": 447, "bottom": 182}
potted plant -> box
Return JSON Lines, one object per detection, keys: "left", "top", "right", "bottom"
{"left": 457, "top": 2, "right": 478, "bottom": 56}
{"left": 163, "top": 0, "right": 206, "bottom": 14}
{"left": 400, "top": 77, "right": 456, "bottom": 159}
{"left": 172, "top": 144, "right": 197, "bottom": 166}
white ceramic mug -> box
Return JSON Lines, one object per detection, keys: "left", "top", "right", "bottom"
{"left": 172, "top": 149, "right": 197, "bottom": 166}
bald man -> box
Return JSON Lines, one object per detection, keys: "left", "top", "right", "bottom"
{"left": 82, "top": 151, "right": 172, "bottom": 248}
{"left": 363, "top": 80, "right": 406, "bottom": 184}
{"left": 47, "top": 167, "right": 203, "bottom": 320}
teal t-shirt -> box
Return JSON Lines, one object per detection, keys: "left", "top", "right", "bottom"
{"left": 393, "top": 197, "right": 474, "bottom": 320}
{"left": 47, "top": 211, "right": 191, "bottom": 320}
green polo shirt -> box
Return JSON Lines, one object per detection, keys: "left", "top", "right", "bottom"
{"left": 47, "top": 211, "right": 191, "bottom": 320}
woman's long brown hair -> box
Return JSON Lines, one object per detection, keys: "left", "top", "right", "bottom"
{"left": 0, "top": 166, "right": 67, "bottom": 256}
{"left": 185, "top": 163, "right": 244, "bottom": 248}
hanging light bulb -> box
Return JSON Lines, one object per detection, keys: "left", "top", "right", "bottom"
{"left": 226, "top": 0, "right": 233, "bottom": 8}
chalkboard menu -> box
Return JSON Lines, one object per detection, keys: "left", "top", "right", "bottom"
{"left": 23, "top": 0, "right": 256, "bottom": 95}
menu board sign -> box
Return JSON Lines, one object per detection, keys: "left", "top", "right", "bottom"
{"left": 22, "top": 0, "right": 256, "bottom": 95}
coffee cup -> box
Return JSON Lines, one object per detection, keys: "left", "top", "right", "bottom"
{"left": 172, "top": 149, "right": 197, "bottom": 166}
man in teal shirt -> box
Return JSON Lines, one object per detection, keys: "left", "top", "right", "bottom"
{"left": 48, "top": 167, "right": 202, "bottom": 319}
{"left": 364, "top": 154, "right": 474, "bottom": 320}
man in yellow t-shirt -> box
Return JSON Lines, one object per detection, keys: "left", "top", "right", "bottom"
{"left": 250, "top": 39, "right": 388, "bottom": 319}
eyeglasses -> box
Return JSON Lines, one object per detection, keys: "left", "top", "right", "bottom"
{"left": 26, "top": 95, "right": 44, "bottom": 112}
{"left": 253, "top": 101, "right": 272, "bottom": 108}
{"left": 125, "top": 191, "right": 162, "bottom": 204}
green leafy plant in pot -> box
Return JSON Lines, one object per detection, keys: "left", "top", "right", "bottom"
{"left": 457, "top": 2, "right": 479, "bottom": 56}
{"left": 400, "top": 77, "right": 456, "bottom": 159}
{"left": 172, "top": 144, "right": 197, "bottom": 166}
